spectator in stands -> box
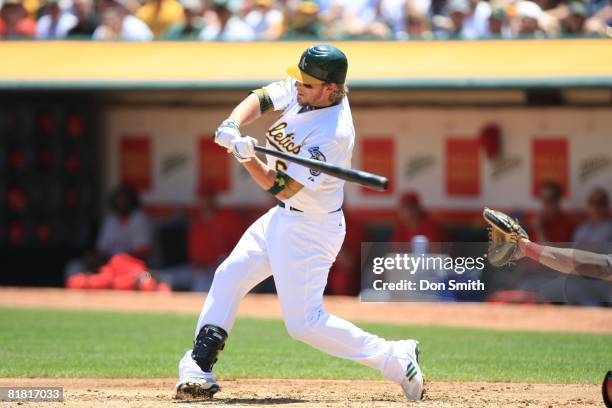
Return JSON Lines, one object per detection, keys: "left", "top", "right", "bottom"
{"left": 136, "top": 0, "right": 184, "bottom": 38}
{"left": 199, "top": 0, "right": 255, "bottom": 41}
{"left": 4, "top": 0, "right": 610, "bottom": 41}
{"left": 561, "top": 1, "right": 588, "bottom": 34}
{"left": 463, "top": 0, "right": 491, "bottom": 38}
{"left": 321, "top": 0, "right": 391, "bottom": 38}
{"left": 486, "top": 3, "right": 510, "bottom": 38}
{"left": 96, "top": 185, "right": 152, "bottom": 261}
{"left": 390, "top": 191, "right": 447, "bottom": 243}
{"left": 573, "top": 187, "right": 612, "bottom": 244}
{"left": 446, "top": 0, "right": 472, "bottom": 39}
{"left": 244, "top": 0, "right": 284, "bottom": 40}
{"left": 186, "top": 186, "right": 243, "bottom": 291}
{"left": 433, "top": 0, "right": 479, "bottom": 39}
{"left": 585, "top": 0, "right": 611, "bottom": 35}
{"left": 163, "top": 0, "right": 203, "bottom": 38}
{"left": 64, "top": 185, "right": 152, "bottom": 277}
{"left": 538, "top": 1, "right": 564, "bottom": 35}
{"left": 317, "top": 0, "right": 347, "bottom": 38}
{"left": 0, "top": 0, "right": 36, "bottom": 38}
{"left": 66, "top": 0, "right": 99, "bottom": 38}
{"left": 448, "top": 0, "right": 479, "bottom": 38}
{"left": 514, "top": 0, "right": 547, "bottom": 37}
{"left": 530, "top": 181, "right": 574, "bottom": 242}
{"left": 284, "top": 0, "right": 325, "bottom": 39}
{"left": 93, "top": 0, "right": 153, "bottom": 40}
{"left": 400, "top": 9, "right": 432, "bottom": 38}
{"left": 94, "top": 6, "right": 122, "bottom": 39}
{"left": 375, "top": 0, "right": 407, "bottom": 39}
{"left": 94, "top": 6, "right": 121, "bottom": 39}
{"left": 36, "top": 0, "right": 77, "bottom": 39}
{"left": 157, "top": 186, "right": 243, "bottom": 291}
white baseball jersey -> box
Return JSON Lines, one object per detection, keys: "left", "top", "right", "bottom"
{"left": 262, "top": 78, "right": 355, "bottom": 213}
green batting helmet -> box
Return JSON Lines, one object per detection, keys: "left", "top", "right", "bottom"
{"left": 287, "top": 45, "right": 348, "bottom": 85}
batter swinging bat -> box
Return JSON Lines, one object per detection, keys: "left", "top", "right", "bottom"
{"left": 254, "top": 145, "right": 388, "bottom": 191}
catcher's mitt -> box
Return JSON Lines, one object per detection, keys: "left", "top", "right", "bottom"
{"left": 483, "top": 207, "right": 529, "bottom": 267}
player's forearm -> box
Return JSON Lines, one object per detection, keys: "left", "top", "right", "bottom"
{"left": 520, "top": 240, "right": 574, "bottom": 274}
{"left": 520, "top": 240, "right": 612, "bottom": 281}
{"left": 242, "top": 157, "right": 276, "bottom": 190}
{"left": 241, "top": 158, "right": 303, "bottom": 200}
{"left": 229, "top": 93, "right": 261, "bottom": 127}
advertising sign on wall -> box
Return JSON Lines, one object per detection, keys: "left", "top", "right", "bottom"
{"left": 120, "top": 136, "right": 152, "bottom": 191}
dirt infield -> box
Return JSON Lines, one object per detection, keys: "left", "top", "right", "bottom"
{"left": 0, "top": 378, "right": 601, "bottom": 407}
{"left": 0, "top": 288, "right": 609, "bottom": 407}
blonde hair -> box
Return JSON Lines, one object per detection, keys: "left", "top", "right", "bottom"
{"left": 330, "top": 83, "right": 349, "bottom": 104}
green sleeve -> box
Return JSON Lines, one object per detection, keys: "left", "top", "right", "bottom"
{"left": 250, "top": 88, "right": 274, "bottom": 114}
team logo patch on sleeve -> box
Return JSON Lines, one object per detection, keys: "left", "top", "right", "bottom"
{"left": 308, "top": 146, "right": 326, "bottom": 176}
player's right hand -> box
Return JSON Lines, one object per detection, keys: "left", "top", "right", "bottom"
{"left": 214, "top": 118, "right": 241, "bottom": 149}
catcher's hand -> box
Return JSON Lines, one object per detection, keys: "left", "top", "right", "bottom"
{"left": 483, "top": 207, "right": 529, "bottom": 267}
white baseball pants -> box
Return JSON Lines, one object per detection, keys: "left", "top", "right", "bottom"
{"left": 179, "top": 205, "right": 409, "bottom": 384}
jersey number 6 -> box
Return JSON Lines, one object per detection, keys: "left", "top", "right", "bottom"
{"left": 275, "top": 160, "right": 287, "bottom": 173}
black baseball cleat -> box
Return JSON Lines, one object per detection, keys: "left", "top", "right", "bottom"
{"left": 174, "top": 376, "right": 220, "bottom": 400}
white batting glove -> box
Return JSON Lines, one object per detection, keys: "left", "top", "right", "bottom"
{"left": 230, "top": 136, "right": 257, "bottom": 163}
{"left": 214, "top": 118, "right": 241, "bottom": 149}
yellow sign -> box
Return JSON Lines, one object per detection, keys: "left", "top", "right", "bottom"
{"left": 0, "top": 40, "right": 610, "bottom": 88}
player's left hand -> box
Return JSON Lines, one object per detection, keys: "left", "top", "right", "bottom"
{"left": 214, "top": 119, "right": 241, "bottom": 149}
{"left": 230, "top": 136, "right": 257, "bottom": 163}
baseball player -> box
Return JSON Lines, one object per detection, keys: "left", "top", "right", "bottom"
{"left": 175, "top": 44, "right": 424, "bottom": 402}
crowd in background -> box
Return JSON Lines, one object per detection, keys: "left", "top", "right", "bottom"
{"left": 69, "top": 182, "right": 612, "bottom": 296}
{"left": 1, "top": 0, "right": 611, "bottom": 40}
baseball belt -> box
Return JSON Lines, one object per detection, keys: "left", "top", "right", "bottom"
{"left": 277, "top": 201, "right": 341, "bottom": 214}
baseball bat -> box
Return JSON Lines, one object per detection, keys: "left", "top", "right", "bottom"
{"left": 254, "top": 145, "right": 388, "bottom": 191}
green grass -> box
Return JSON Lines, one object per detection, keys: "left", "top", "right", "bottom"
{"left": 0, "top": 308, "right": 610, "bottom": 384}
